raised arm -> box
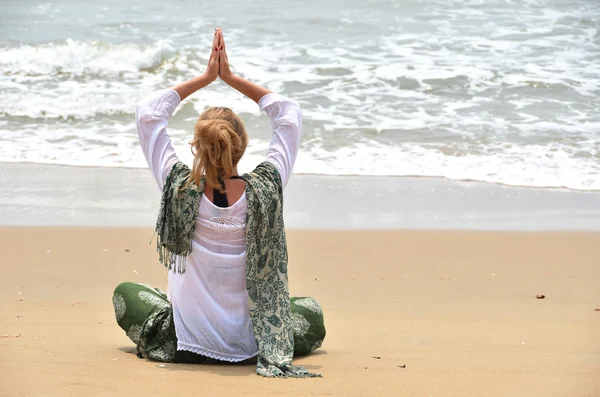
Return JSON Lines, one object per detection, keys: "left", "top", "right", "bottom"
{"left": 135, "top": 89, "right": 181, "bottom": 190}
{"left": 136, "top": 30, "right": 221, "bottom": 189}
{"left": 217, "top": 30, "right": 302, "bottom": 187}
{"left": 259, "top": 94, "right": 302, "bottom": 188}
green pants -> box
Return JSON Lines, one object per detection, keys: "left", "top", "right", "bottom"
{"left": 112, "top": 282, "right": 325, "bottom": 363}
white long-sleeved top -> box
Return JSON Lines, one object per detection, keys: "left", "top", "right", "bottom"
{"left": 135, "top": 89, "right": 302, "bottom": 361}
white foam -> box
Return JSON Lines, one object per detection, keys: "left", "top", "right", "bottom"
{"left": 0, "top": 39, "right": 175, "bottom": 76}
{"left": 1, "top": 1, "right": 599, "bottom": 191}
{"left": 1, "top": 123, "right": 597, "bottom": 190}
{"left": 298, "top": 140, "right": 599, "bottom": 190}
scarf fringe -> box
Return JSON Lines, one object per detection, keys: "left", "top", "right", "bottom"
{"left": 153, "top": 162, "right": 196, "bottom": 276}
{"left": 157, "top": 242, "right": 188, "bottom": 274}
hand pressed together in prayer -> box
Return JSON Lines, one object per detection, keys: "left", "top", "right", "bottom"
{"left": 173, "top": 29, "right": 270, "bottom": 105}
{"left": 205, "top": 28, "right": 233, "bottom": 84}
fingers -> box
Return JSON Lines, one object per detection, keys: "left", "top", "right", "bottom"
{"left": 219, "top": 46, "right": 229, "bottom": 71}
{"left": 212, "top": 29, "right": 219, "bottom": 53}
{"left": 216, "top": 28, "right": 223, "bottom": 49}
{"left": 210, "top": 28, "right": 227, "bottom": 79}
{"left": 209, "top": 45, "right": 218, "bottom": 65}
{"left": 214, "top": 29, "right": 225, "bottom": 52}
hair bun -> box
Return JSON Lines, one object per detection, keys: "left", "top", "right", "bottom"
{"left": 187, "top": 107, "right": 249, "bottom": 193}
{"left": 197, "top": 119, "right": 237, "bottom": 147}
{"left": 199, "top": 118, "right": 230, "bottom": 128}
{"left": 197, "top": 118, "right": 231, "bottom": 132}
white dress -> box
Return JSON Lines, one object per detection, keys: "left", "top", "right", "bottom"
{"left": 135, "top": 89, "right": 302, "bottom": 361}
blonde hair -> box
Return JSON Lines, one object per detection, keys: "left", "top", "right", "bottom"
{"left": 185, "top": 107, "right": 248, "bottom": 193}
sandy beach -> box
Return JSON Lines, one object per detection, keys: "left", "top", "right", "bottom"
{"left": 2, "top": 0, "right": 600, "bottom": 395}
{"left": 1, "top": 226, "right": 599, "bottom": 396}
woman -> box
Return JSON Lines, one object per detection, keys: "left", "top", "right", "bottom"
{"left": 112, "top": 29, "right": 325, "bottom": 378}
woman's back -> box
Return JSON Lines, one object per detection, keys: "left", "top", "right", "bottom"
{"left": 135, "top": 87, "right": 302, "bottom": 361}
{"left": 196, "top": 187, "right": 247, "bottom": 255}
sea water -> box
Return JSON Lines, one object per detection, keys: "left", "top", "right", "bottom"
{"left": 1, "top": 0, "right": 598, "bottom": 190}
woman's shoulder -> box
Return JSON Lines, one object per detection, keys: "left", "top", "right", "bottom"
{"left": 245, "top": 161, "right": 282, "bottom": 188}
{"left": 242, "top": 162, "right": 284, "bottom": 210}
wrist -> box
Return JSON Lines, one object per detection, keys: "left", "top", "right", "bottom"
{"left": 200, "top": 72, "right": 216, "bottom": 84}
{"left": 221, "top": 73, "right": 237, "bottom": 86}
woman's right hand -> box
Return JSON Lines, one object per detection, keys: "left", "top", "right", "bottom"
{"left": 217, "top": 29, "right": 234, "bottom": 83}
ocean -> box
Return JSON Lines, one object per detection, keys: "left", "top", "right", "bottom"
{"left": 1, "top": 0, "right": 599, "bottom": 191}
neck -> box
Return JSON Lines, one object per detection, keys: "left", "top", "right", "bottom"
{"left": 206, "top": 167, "right": 240, "bottom": 187}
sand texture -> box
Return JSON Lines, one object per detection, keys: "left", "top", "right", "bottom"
{"left": 1, "top": 227, "right": 599, "bottom": 396}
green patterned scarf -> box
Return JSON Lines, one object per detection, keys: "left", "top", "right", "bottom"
{"left": 155, "top": 161, "right": 321, "bottom": 378}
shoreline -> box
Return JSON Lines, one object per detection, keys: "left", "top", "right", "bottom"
{"left": 2, "top": 160, "right": 598, "bottom": 193}
{"left": 2, "top": 162, "right": 600, "bottom": 230}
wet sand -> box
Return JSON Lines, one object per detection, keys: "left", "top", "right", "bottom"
{"left": 2, "top": 162, "right": 600, "bottom": 230}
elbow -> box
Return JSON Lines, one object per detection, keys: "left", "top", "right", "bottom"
{"left": 135, "top": 101, "right": 158, "bottom": 126}
{"left": 289, "top": 101, "right": 303, "bottom": 128}
{"left": 273, "top": 102, "right": 303, "bottom": 130}
{"left": 135, "top": 100, "right": 149, "bottom": 119}
{"left": 272, "top": 118, "right": 300, "bottom": 132}
{"left": 288, "top": 101, "right": 302, "bottom": 118}
{"left": 135, "top": 92, "right": 159, "bottom": 121}
{"left": 135, "top": 102, "right": 145, "bottom": 124}
{"left": 135, "top": 109, "right": 156, "bottom": 142}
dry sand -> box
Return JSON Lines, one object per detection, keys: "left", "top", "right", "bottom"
{"left": 1, "top": 227, "right": 599, "bottom": 397}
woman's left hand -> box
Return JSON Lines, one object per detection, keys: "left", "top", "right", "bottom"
{"left": 204, "top": 29, "right": 220, "bottom": 82}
